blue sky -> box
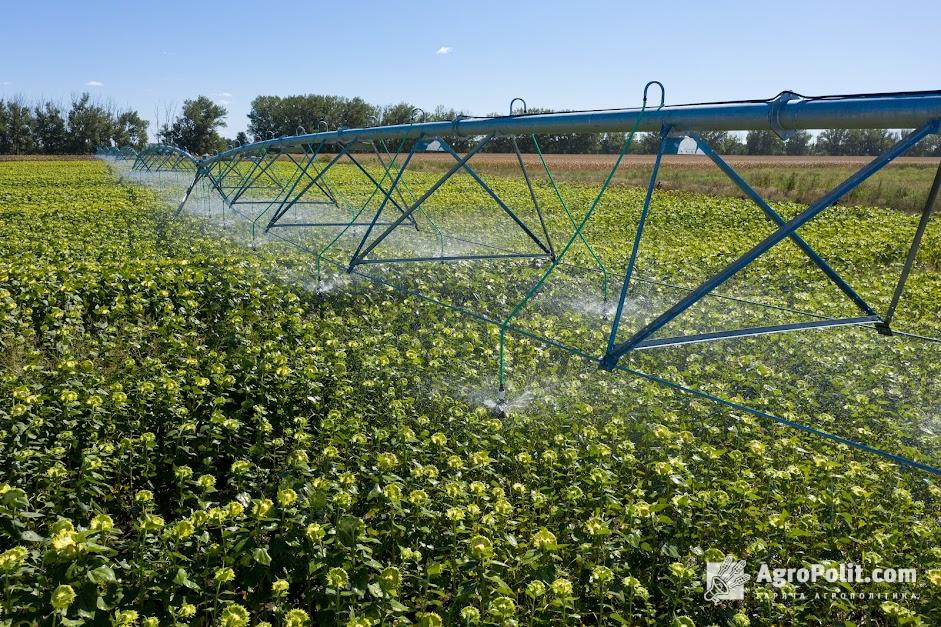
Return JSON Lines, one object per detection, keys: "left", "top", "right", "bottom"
{"left": 1, "top": 1, "right": 938, "bottom": 137}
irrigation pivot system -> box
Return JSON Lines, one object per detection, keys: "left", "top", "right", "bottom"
{"left": 125, "top": 86, "right": 941, "bottom": 474}
{"left": 96, "top": 146, "right": 138, "bottom": 160}
{"left": 132, "top": 144, "right": 199, "bottom": 172}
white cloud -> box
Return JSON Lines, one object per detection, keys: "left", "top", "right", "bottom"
{"left": 435, "top": 46, "right": 452, "bottom": 55}
{"left": 86, "top": 80, "right": 104, "bottom": 87}
{"left": 0, "top": 81, "right": 11, "bottom": 86}
{"left": 218, "top": 100, "right": 230, "bottom": 106}
{"left": 219, "top": 91, "right": 233, "bottom": 98}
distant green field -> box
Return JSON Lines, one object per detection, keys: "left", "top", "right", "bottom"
{"left": 396, "top": 153, "right": 941, "bottom": 215}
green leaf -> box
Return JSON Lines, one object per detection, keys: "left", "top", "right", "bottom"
{"left": 87, "top": 564, "right": 117, "bottom": 584}
{"left": 173, "top": 567, "right": 200, "bottom": 590}
{"left": 253, "top": 547, "right": 272, "bottom": 566}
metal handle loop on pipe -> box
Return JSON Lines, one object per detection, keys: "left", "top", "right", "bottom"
{"left": 411, "top": 108, "right": 427, "bottom": 123}
{"left": 643, "top": 81, "right": 665, "bottom": 110}
{"left": 319, "top": 120, "right": 329, "bottom": 132}
{"left": 509, "top": 98, "right": 527, "bottom": 116}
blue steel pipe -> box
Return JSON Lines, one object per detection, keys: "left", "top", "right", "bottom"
{"left": 202, "top": 93, "right": 941, "bottom": 166}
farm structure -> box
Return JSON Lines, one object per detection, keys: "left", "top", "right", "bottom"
{"left": 119, "top": 87, "right": 941, "bottom": 475}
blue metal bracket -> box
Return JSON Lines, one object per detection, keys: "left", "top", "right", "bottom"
{"left": 769, "top": 91, "right": 802, "bottom": 140}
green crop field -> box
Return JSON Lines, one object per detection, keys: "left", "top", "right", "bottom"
{"left": 2, "top": 159, "right": 941, "bottom": 626}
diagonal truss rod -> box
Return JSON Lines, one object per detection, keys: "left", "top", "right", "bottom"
{"left": 285, "top": 149, "right": 338, "bottom": 205}
{"left": 512, "top": 136, "right": 555, "bottom": 259}
{"left": 690, "top": 131, "right": 877, "bottom": 316}
{"left": 347, "top": 138, "right": 425, "bottom": 267}
{"left": 342, "top": 152, "right": 419, "bottom": 228}
{"left": 438, "top": 141, "right": 553, "bottom": 257}
{"left": 227, "top": 152, "right": 285, "bottom": 206}
{"left": 632, "top": 315, "right": 882, "bottom": 350}
{"left": 266, "top": 148, "right": 349, "bottom": 230}
{"left": 600, "top": 119, "right": 939, "bottom": 368}
{"left": 270, "top": 144, "right": 330, "bottom": 217}
{"left": 879, "top": 158, "right": 941, "bottom": 331}
{"left": 348, "top": 134, "right": 494, "bottom": 267}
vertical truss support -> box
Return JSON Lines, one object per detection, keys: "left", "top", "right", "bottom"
{"left": 605, "top": 125, "right": 671, "bottom": 355}
{"left": 511, "top": 136, "right": 555, "bottom": 259}
{"left": 347, "top": 137, "right": 426, "bottom": 268}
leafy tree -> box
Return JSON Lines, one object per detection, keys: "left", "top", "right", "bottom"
{"left": 926, "top": 135, "right": 941, "bottom": 157}
{"left": 695, "top": 130, "right": 730, "bottom": 149}
{"left": 112, "top": 110, "right": 148, "bottom": 150}
{"left": 815, "top": 128, "right": 851, "bottom": 156}
{"left": 843, "top": 129, "right": 898, "bottom": 156}
{"left": 716, "top": 133, "right": 746, "bottom": 155}
{"left": 784, "top": 130, "right": 812, "bottom": 156}
{"left": 634, "top": 132, "right": 664, "bottom": 154}
{"left": 159, "top": 96, "right": 227, "bottom": 155}
{"left": 815, "top": 128, "right": 901, "bottom": 156}
{"left": 0, "top": 93, "right": 149, "bottom": 155}
{"left": 745, "top": 130, "right": 785, "bottom": 155}
{"left": 32, "top": 102, "right": 68, "bottom": 154}
{"left": 691, "top": 131, "right": 746, "bottom": 156}
{"left": 67, "top": 93, "right": 114, "bottom": 154}
{"left": 339, "top": 97, "right": 378, "bottom": 129}
{"left": 235, "top": 131, "right": 249, "bottom": 146}
{"left": 381, "top": 102, "right": 419, "bottom": 126}
{"left": 907, "top": 132, "right": 941, "bottom": 157}
{"left": 247, "top": 94, "right": 379, "bottom": 141}
{"left": 0, "top": 99, "right": 36, "bottom": 154}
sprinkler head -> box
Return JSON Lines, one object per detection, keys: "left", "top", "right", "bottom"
{"left": 493, "top": 386, "right": 509, "bottom": 418}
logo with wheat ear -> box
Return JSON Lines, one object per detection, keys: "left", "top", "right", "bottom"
{"left": 705, "top": 556, "right": 749, "bottom": 603}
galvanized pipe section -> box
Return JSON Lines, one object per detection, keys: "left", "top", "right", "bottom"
{"left": 203, "top": 93, "right": 941, "bottom": 165}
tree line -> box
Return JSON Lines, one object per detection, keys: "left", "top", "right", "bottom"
{"left": 0, "top": 94, "right": 148, "bottom": 155}
{"left": 2, "top": 91, "right": 940, "bottom": 157}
